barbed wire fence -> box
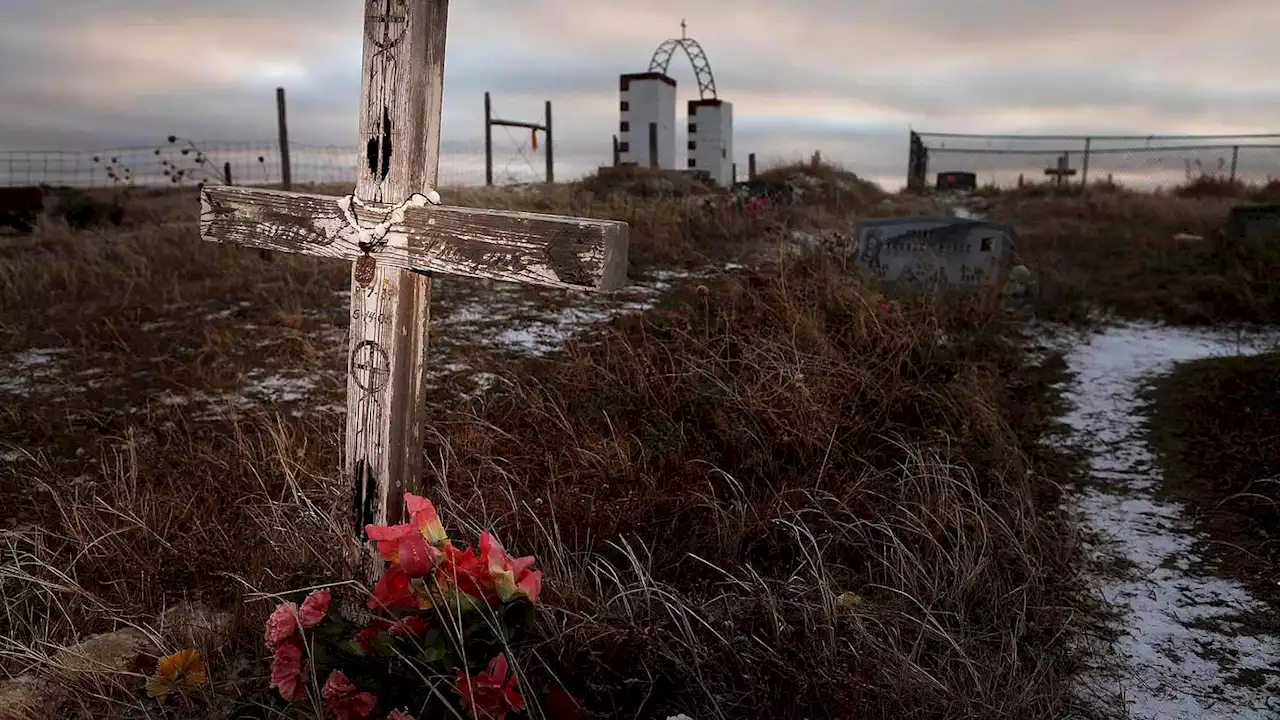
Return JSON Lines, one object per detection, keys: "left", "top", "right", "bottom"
{"left": 907, "top": 131, "right": 1280, "bottom": 190}
{"left": 0, "top": 136, "right": 551, "bottom": 189}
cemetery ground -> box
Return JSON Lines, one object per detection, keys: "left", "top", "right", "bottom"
{"left": 1, "top": 166, "right": 1278, "bottom": 720}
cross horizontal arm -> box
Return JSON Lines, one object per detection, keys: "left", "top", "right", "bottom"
{"left": 199, "top": 185, "right": 629, "bottom": 292}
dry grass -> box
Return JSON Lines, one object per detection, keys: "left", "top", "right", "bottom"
{"left": 1143, "top": 350, "right": 1280, "bottom": 613}
{"left": 7, "top": 166, "right": 1261, "bottom": 718}
{"left": 979, "top": 183, "right": 1280, "bottom": 325}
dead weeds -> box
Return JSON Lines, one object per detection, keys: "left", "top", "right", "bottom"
{"left": 981, "top": 186, "right": 1280, "bottom": 325}
{"left": 1142, "top": 350, "right": 1280, "bottom": 616}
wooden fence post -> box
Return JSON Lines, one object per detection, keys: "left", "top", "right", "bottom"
{"left": 276, "top": 87, "right": 291, "bottom": 190}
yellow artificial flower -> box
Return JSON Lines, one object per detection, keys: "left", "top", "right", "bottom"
{"left": 146, "top": 648, "right": 208, "bottom": 699}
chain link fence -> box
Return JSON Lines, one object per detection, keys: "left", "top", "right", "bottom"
{"left": 0, "top": 137, "right": 552, "bottom": 189}
{"left": 908, "top": 132, "right": 1280, "bottom": 190}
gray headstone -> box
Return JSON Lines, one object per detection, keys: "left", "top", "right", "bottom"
{"left": 852, "top": 216, "right": 1017, "bottom": 293}
{"left": 1226, "top": 203, "right": 1280, "bottom": 242}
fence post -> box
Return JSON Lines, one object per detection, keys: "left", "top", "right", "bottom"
{"left": 612, "top": 135, "right": 620, "bottom": 166}
{"left": 1081, "top": 137, "right": 1091, "bottom": 188}
{"left": 907, "top": 131, "right": 928, "bottom": 191}
{"left": 484, "top": 91, "right": 493, "bottom": 186}
{"left": 544, "top": 100, "right": 554, "bottom": 184}
{"left": 748, "top": 153, "right": 757, "bottom": 180}
{"left": 223, "top": 162, "right": 233, "bottom": 185}
{"left": 1229, "top": 145, "right": 1239, "bottom": 183}
{"left": 275, "top": 87, "right": 291, "bottom": 190}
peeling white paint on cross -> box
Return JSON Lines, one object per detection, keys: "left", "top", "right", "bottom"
{"left": 196, "top": 0, "right": 628, "bottom": 584}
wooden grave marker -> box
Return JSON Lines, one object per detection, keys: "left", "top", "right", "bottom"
{"left": 1043, "top": 153, "right": 1077, "bottom": 187}
{"left": 197, "top": 0, "right": 629, "bottom": 586}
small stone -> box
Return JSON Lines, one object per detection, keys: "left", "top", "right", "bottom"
{"left": 160, "top": 601, "right": 233, "bottom": 650}
{"left": 51, "top": 627, "right": 156, "bottom": 680}
{"left": 0, "top": 675, "right": 51, "bottom": 720}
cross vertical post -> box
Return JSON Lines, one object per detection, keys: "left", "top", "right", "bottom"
{"left": 345, "top": 0, "right": 447, "bottom": 582}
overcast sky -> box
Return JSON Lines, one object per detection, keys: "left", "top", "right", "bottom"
{"left": 3, "top": 0, "right": 1279, "bottom": 189}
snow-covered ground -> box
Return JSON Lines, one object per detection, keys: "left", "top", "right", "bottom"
{"left": 1045, "top": 322, "right": 1280, "bottom": 719}
{"left": 0, "top": 266, "right": 739, "bottom": 430}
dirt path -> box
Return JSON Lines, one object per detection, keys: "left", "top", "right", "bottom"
{"left": 1047, "top": 321, "right": 1280, "bottom": 719}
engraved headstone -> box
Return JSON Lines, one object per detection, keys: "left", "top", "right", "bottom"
{"left": 852, "top": 216, "right": 1017, "bottom": 293}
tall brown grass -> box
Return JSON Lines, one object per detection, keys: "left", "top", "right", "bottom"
{"left": 15, "top": 166, "right": 1270, "bottom": 718}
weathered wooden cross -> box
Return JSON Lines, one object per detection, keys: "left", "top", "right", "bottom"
{"left": 1043, "top": 153, "right": 1077, "bottom": 187}
{"left": 196, "top": 0, "right": 628, "bottom": 582}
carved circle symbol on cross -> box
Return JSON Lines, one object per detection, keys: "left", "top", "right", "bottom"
{"left": 351, "top": 340, "right": 391, "bottom": 393}
{"left": 365, "top": 0, "right": 408, "bottom": 52}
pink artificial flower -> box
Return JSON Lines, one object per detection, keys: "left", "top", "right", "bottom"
{"left": 265, "top": 602, "right": 300, "bottom": 650}
{"left": 364, "top": 493, "right": 449, "bottom": 565}
{"left": 298, "top": 589, "right": 331, "bottom": 629}
{"left": 321, "top": 670, "right": 378, "bottom": 720}
{"left": 455, "top": 654, "right": 525, "bottom": 720}
{"left": 405, "top": 493, "right": 448, "bottom": 544}
{"left": 269, "top": 642, "right": 306, "bottom": 702}
{"left": 479, "top": 532, "right": 542, "bottom": 604}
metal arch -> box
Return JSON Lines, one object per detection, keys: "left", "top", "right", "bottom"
{"left": 647, "top": 38, "right": 718, "bottom": 99}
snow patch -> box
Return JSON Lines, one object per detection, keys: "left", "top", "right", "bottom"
{"left": 1049, "top": 321, "right": 1280, "bottom": 719}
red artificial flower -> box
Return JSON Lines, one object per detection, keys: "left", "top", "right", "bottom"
{"left": 479, "top": 532, "right": 542, "bottom": 604}
{"left": 455, "top": 654, "right": 525, "bottom": 720}
{"left": 438, "top": 543, "right": 495, "bottom": 603}
{"left": 368, "top": 564, "right": 417, "bottom": 611}
{"left": 545, "top": 684, "right": 585, "bottom": 720}
{"left": 269, "top": 642, "right": 306, "bottom": 702}
{"left": 365, "top": 523, "right": 415, "bottom": 563}
{"left": 354, "top": 620, "right": 393, "bottom": 653}
{"left": 398, "top": 533, "right": 440, "bottom": 578}
{"left": 265, "top": 602, "right": 300, "bottom": 650}
{"left": 392, "top": 615, "right": 429, "bottom": 638}
{"left": 298, "top": 589, "right": 331, "bottom": 629}
{"left": 353, "top": 615, "right": 430, "bottom": 653}
{"left": 321, "top": 670, "right": 378, "bottom": 720}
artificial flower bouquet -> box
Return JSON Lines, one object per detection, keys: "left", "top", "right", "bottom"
{"left": 263, "top": 493, "right": 553, "bottom": 720}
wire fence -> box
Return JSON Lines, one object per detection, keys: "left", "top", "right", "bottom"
{"left": 0, "top": 136, "right": 553, "bottom": 189}
{"left": 911, "top": 132, "right": 1280, "bottom": 190}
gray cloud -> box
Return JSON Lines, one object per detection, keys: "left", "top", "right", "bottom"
{"left": 2, "top": 0, "right": 1278, "bottom": 189}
